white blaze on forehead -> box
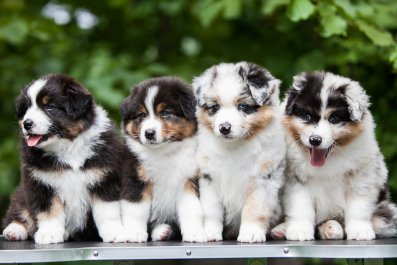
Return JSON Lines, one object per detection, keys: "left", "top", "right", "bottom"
{"left": 140, "top": 85, "right": 163, "bottom": 144}
{"left": 320, "top": 73, "right": 350, "bottom": 115}
{"left": 144, "top": 85, "right": 159, "bottom": 117}
{"left": 27, "top": 79, "right": 47, "bottom": 103}
{"left": 213, "top": 74, "right": 243, "bottom": 106}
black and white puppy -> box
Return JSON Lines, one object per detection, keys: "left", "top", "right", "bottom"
{"left": 2, "top": 74, "right": 125, "bottom": 244}
{"left": 193, "top": 62, "right": 286, "bottom": 243}
{"left": 272, "top": 71, "right": 397, "bottom": 241}
{"left": 120, "top": 77, "right": 206, "bottom": 242}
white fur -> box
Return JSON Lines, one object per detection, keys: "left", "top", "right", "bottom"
{"left": 24, "top": 79, "right": 52, "bottom": 136}
{"left": 92, "top": 200, "right": 124, "bottom": 243}
{"left": 140, "top": 85, "right": 164, "bottom": 145}
{"left": 120, "top": 200, "right": 150, "bottom": 242}
{"left": 151, "top": 223, "right": 172, "bottom": 241}
{"left": 3, "top": 222, "right": 28, "bottom": 241}
{"left": 194, "top": 63, "right": 286, "bottom": 242}
{"left": 283, "top": 72, "right": 390, "bottom": 241}
{"left": 318, "top": 220, "right": 344, "bottom": 240}
{"left": 34, "top": 211, "right": 66, "bottom": 244}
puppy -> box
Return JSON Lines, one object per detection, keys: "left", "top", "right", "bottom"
{"left": 193, "top": 62, "right": 285, "bottom": 243}
{"left": 120, "top": 77, "right": 206, "bottom": 242}
{"left": 2, "top": 74, "right": 125, "bottom": 244}
{"left": 273, "top": 71, "right": 397, "bottom": 241}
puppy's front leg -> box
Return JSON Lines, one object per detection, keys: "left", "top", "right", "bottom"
{"left": 177, "top": 177, "right": 206, "bottom": 242}
{"left": 284, "top": 182, "right": 315, "bottom": 241}
{"left": 199, "top": 175, "right": 223, "bottom": 241}
{"left": 34, "top": 197, "right": 67, "bottom": 244}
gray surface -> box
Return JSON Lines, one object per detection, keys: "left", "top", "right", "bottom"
{"left": 1, "top": 238, "right": 397, "bottom": 263}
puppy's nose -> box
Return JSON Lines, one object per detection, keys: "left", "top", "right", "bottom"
{"left": 145, "top": 129, "right": 156, "bottom": 140}
{"left": 23, "top": 119, "right": 34, "bottom": 130}
{"left": 309, "top": 135, "right": 322, "bottom": 147}
{"left": 219, "top": 122, "right": 231, "bottom": 136}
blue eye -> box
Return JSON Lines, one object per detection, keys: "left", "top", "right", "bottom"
{"left": 238, "top": 103, "right": 249, "bottom": 112}
{"left": 329, "top": 114, "right": 340, "bottom": 124}
{"left": 296, "top": 109, "right": 311, "bottom": 122}
{"left": 208, "top": 104, "right": 220, "bottom": 115}
{"left": 160, "top": 110, "right": 172, "bottom": 118}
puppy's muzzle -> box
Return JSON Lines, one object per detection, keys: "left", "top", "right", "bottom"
{"left": 145, "top": 129, "right": 156, "bottom": 140}
{"left": 23, "top": 119, "right": 34, "bottom": 131}
{"left": 309, "top": 135, "right": 322, "bottom": 147}
{"left": 219, "top": 122, "right": 231, "bottom": 136}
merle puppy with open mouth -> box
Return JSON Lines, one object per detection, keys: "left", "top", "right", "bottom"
{"left": 271, "top": 71, "right": 397, "bottom": 241}
{"left": 2, "top": 74, "right": 125, "bottom": 244}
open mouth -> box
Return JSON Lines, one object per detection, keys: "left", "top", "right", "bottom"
{"left": 309, "top": 148, "right": 330, "bottom": 167}
{"left": 26, "top": 134, "right": 50, "bottom": 147}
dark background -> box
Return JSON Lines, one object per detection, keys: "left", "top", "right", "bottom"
{"left": 0, "top": 0, "right": 396, "bottom": 264}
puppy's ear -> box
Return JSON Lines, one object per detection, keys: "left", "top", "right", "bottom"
{"left": 120, "top": 96, "right": 131, "bottom": 119}
{"left": 240, "top": 62, "right": 281, "bottom": 106}
{"left": 178, "top": 90, "right": 196, "bottom": 120}
{"left": 285, "top": 73, "right": 306, "bottom": 115}
{"left": 344, "top": 81, "right": 370, "bottom": 122}
{"left": 192, "top": 67, "right": 217, "bottom": 107}
{"left": 65, "top": 82, "right": 93, "bottom": 120}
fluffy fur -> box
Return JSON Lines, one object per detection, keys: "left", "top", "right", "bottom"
{"left": 120, "top": 76, "right": 206, "bottom": 242}
{"left": 193, "top": 62, "right": 286, "bottom": 243}
{"left": 2, "top": 74, "right": 125, "bottom": 244}
{"left": 271, "top": 71, "right": 397, "bottom": 241}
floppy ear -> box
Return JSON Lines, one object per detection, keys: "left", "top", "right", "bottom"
{"left": 192, "top": 67, "right": 216, "bottom": 107}
{"left": 344, "top": 81, "right": 370, "bottom": 122}
{"left": 285, "top": 73, "right": 306, "bottom": 115}
{"left": 240, "top": 62, "right": 281, "bottom": 106}
{"left": 178, "top": 90, "right": 196, "bottom": 120}
{"left": 65, "top": 83, "right": 93, "bottom": 120}
{"left": 120, "top": 96, "right": 131, "bottom": 119}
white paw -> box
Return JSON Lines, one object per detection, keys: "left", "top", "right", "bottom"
{"left": 3, "top": 223, "right": 28, "bottom": 241}
{"left": 317, "top": 220, "right": 344, "bottom": 240}
{"left": 123, "top": 228, "right": 148, "bottom": 243}
{"left": 34, "top": 227, "right": 65, "bottom": 244}
{"left": 204, "top": 222, "right": 223, "bottom": 242}
{"left": 151, "top": 224, "right": 172, "bottom": 241}
{"left": 237, "top": 223, "right": 267, "bottom": 243}
{"left": 98, "top": 224, "right": 126, "bottom": 243}
{"left": 270, "top": 223, "right": 286, "bottom": 240}
{"left": 346, "top": 221, "right": 375, "bottom": 240}
{"left": 183, "top": 229, "right": 207, "bottom": 243}
{"left": 286, "top": 221, "right": 314, "bottom": 241}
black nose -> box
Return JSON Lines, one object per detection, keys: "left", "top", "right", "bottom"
{"left": 23, "top": 119, "right": 34, "bottom": 130}
{"left": 219, "top": 122, "right": 231, "bottom": 135}
{"left": 309, "top": 135, "right": 322, "bottom": 147}
{"left": 145, "top": 129, "right": 156, "bottom": 140}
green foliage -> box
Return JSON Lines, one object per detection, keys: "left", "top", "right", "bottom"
{"left": 0, "top": 0, "right": 396, "bottom": 236}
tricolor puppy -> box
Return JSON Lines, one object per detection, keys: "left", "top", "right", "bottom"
{"left": 193, "top": 62, "right": 286, "bottom": 243}
{"left": 2, "top": 74, "right": 125, "bottom": 244}
{"left": 273, "top": 71, "right": 397, "bottom": 241}
{"left": 120, "top": 77, "right": 206, "bottom": 242}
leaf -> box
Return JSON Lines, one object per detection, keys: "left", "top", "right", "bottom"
{"left": 0, "top": 18, "right": 29, "bottom": 45}
{"left": 287, "top": 0, "right": 315, "bottom": 22}
{"left": 195, "top": 0, "right": 223, "bottom": 27}
{"left": 261, "top": 0, "right": 289, "bottom": 15}
{"left": 333, "top": 0, "right": 356, "bottom": 18}
{"left": 222, "top": 0, "right": 242, "bottom": 19}
{"left": 389, "top": 46, "right": 397, "bottom": 70}
{"left": 320, "top": 13, "right": 347, "bottom": 37}
{"left": 356, "top": 20, "right": 394, "bottom": 47}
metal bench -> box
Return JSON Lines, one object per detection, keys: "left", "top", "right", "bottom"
{"left": 1, "top": 237, "right": 396, "bottom": 265}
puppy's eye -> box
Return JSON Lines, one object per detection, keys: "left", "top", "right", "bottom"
{"left": 238, "top": 103, "right": 249, "bottom": 112}
{"left": 208, "top": 104, "right": 220, "bottom": 115}
{"left": 296, "top": 109, "right": 311, "bottom": 122}
{"left": 136, "top": 112, "right": 146, "bottom": 120}
{"left": 45, "top": 104, "right": 55, "bottom": 111}
{"left": 329, "top": 114, "right": 340, "bottom": 124}
{"left": 160, "top": 110, "right": 172, "bottom": 118}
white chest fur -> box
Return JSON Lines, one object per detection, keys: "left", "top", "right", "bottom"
{"left": 31, "top": 168, "right": 103, "bottom": 233}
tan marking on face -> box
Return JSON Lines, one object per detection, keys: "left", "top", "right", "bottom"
{"left": 197, "top": 108, "right": 214, "bottom": 132}
{"left": 125, "top": 120, "right": 141, "bottom": 140}
{"left": 283, "top": 116, "right": 308, "bottom": 151}
{"left": 162, "top": 117, "right": 196, "bottom": 141}
{"left": 156, "top": 103, "right": 167, "bottom": 113}
{"left": 42, "top": 96, "right": 50, "bottom": 105}
{"left": 334, "top": 122, "right": 364, "bottom": 147}
{"left": 20, "top": 209, "right": 35, "bottom": 236}
{"left": 241, "top": 184, "right": 269, "bottom": 230}
{"left": 36, "top": 197, "right": 64, "bottom": 222}
{"left": 67, "top": 120, "right": 85, "bottom": 137}
{"left": 244, "top": 106, "right": 273, "bottom": 140}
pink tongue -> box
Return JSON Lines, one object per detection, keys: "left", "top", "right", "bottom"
{"left": 27, "top": 135, "right": 42, "bottom": 147}
{"left": 310, "top": 148, "right": 327, "bottom": 167}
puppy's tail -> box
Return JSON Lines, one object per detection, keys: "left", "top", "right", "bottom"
{"left": 372, "top": 200, "right": 397, "bottom": 238}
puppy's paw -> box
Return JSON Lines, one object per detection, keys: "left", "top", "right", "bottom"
{"left": 99, "top": 224, "right": 126, "bottom": 243}
{"left": 270, "top": 223, "right": 286, "bottom": 240}
{"left": 346, "top": 221, "right": 375, "bottom": 240}
{"left": 237, "top": 223, "right": 267, "bottom": 243}
{"left": 205, "top": 222, "right": 223, "bottom": 242}
{"left": 183, "top": 229, "right": 207, "bottom": 243}
{"left": 123, "top": 228, "right": 148, "bottom": 243}
{"left": 286, "top": 221, "right": 314, "bottom": 241}
{"left": 317, "top": 220, "right": 344, "bottom": 240}
{"left": 34, "top": 227, "right": 65, "bottom": 244}
{"left": 151, "top": 224, "right": 172, "bottom": 241}
{"left": 3, "top": 223, "right": 28, "bottom": 241}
